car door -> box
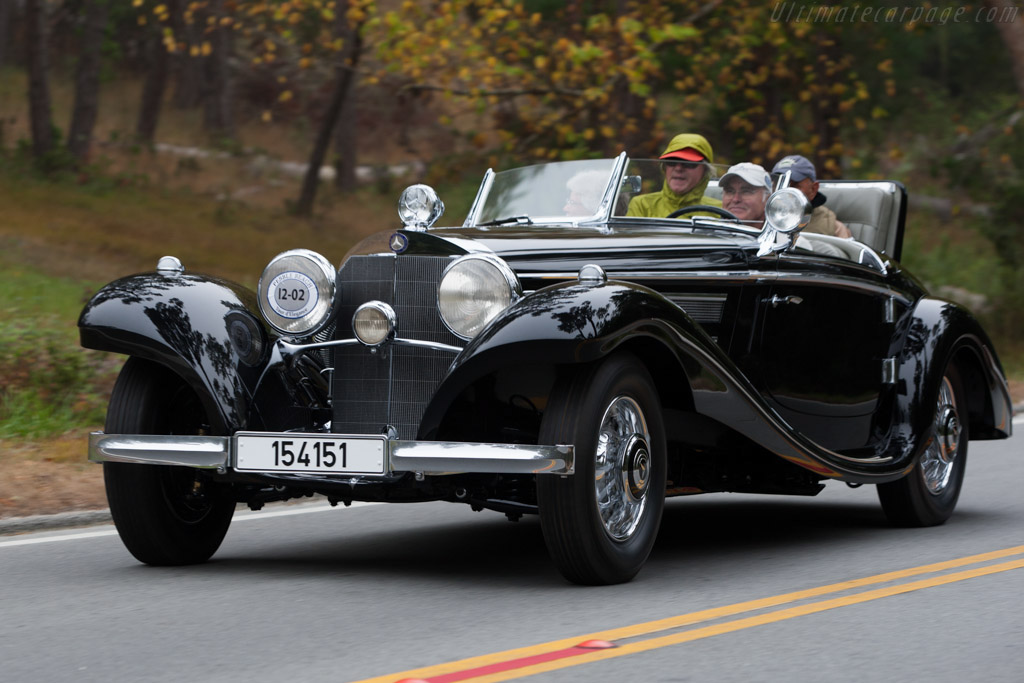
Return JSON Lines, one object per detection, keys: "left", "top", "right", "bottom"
{"left": 755, "top": 257, "right": 897, "bottom": 452}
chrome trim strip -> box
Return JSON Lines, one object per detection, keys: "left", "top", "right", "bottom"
{"left": 772, "top": 271, "right": 899, "bottom": 299}
{"left": 881, "top": 357, "right": 897, "bottom": 385}
{"left": 89, "top": 432, "right": 229, "bottom": 469}
{"left": 530, "top": 271, "right": 909, "bottom": 305}
{"left": 818, "top": 181, "right": 899, "bottom": 192}
{"left": 532, "top": 271, "right": 760, "bottom": 282}
{"left": 390, "top": 441, "right": 574, "bottom": 475}
{"left": 589, "top": 151, "right": 628, "bottom": 223}
{"left": 278, "top": 337, "right": 462, "bottom": 358}
{"left": 884, "top": 296, "right": 896, "bottom": 323}
{"left": 463, "top": 168, "right": 496, "bottom": 227}
{"left": 392, "top": 338, "right": 463, "bottom": 353}
{"left": 88, "top": 432, "right": 574, "bottom": 476}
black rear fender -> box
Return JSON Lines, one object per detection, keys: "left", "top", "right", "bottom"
{"left": 894, "top": 297, "right": 1012, "bottom": 445}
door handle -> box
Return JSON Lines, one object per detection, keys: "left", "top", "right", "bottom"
{"left": 765, "top": 295, "right": 803, "bottom": 308}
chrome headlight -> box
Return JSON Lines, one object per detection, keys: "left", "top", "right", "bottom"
{"left": 765, "top": 188, "right": 812, "bottom": 233}
{"left": 258, "top": 249, "right": 336, "bottom": 336}
{"left": 438, "top": 255, "right": 521, "bottom": 339}
{"left": 398, "top": 184, "right": 445, "bottom": 229}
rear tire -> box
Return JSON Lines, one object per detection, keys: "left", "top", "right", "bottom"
{"left": 537, "top": 353, "right": 666, "bottom": 585}
{"left": 877, "top": 362, "right": 968, "bottom": 527}
{"left": 104, "top": 358, "right": 235, "bottom": 565}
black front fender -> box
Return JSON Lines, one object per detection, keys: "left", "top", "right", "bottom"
{"left": 419, "top": 280, "right": 712, "bottom": 437}
{"left": 79, "top": 272, "right": 270, "bottom": 434}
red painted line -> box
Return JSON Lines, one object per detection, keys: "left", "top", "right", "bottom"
{"left": 419, "top": 642, "right": 616, "bottom": 683}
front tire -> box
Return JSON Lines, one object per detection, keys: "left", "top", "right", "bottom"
{"left": 877, "top": 362, "right": 968, "bottom": 527}
{"left": 104, "top": 358, "right": 235, "bottom": 565}
{"left": 537, "top": 353, "right": 666, "bottom": 585}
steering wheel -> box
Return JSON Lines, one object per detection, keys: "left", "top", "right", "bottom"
{"left": 666, "top": 205, "right": 738, "bottom": 220}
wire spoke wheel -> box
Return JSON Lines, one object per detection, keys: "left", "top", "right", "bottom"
{"left": 878, "top": 362, "right": 968, "bottom": 527}
{"left": 594, "top": 396, "right": 652, "bottom": 542}
{"left": 920, "top": 375, "right": 962, "bottom": 495}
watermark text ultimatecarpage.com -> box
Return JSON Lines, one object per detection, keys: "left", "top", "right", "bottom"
{"left": 770, "top": 3, "right": 1020, "bottom": 25}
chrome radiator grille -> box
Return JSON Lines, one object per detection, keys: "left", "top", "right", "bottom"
{"left": 331, "top": 254, "right": 462, "bottom": 439}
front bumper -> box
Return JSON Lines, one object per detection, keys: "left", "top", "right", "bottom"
{"left": 88, "top": 431, "right": 575, "bottom": 476}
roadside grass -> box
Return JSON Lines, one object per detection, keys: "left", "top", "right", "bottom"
{"left": 0, "top": 262, "right": 117, "bottom": 440}
{"left": 0, "top": 153, "right": 398, "bottom": 282}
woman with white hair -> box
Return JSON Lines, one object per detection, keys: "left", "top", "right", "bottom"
{"left": 563, "top": 169, "right": 609, "bottom": 216}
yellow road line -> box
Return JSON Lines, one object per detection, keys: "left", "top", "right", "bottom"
{"left": 353, "top": 544, "right": 1024, "bottom": 683}
{"left": 461, "top": 557, "right": 1024, "bottom": 683}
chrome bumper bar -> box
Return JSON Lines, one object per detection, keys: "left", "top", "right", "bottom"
{"left": 88, "top": 432, "right": 574, "bottom": 476}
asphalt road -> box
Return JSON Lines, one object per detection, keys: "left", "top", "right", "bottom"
{"left": 3, "top": 419, "right": 1022, "bottom": 683}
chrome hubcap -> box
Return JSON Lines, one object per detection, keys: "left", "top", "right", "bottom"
{"left": 594, "top": 396, "right": 651, "bottom": 542}
{"left": 921, "top": 375, "right": 961, "bottom": 495}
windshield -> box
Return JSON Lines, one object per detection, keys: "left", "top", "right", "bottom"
{"left": 466, "top": 158, "right": 620, "bottom": 226}
{"left": 462, "top": 156, "right": 757, "bottom": 228}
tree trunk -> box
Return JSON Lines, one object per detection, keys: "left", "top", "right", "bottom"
{"left": 25, "top": 0, "right": 54, "bottom": 161}
{"left": 201, "top": 0, "right": 235, "bottom": 141}
{"left": 333, "top": 7, "right": 358, "bottom": 191}
{"left": 136, "top": 27, "right": 170, "bottom": 145}
{"left": 68, "top": 0, "right": 110, "bottom": 163}
{"left": 332, "top": 86, "right": 359, "bottom": 191}
{"left": 985, "top": 0, "right": 1024, "bottom": 99}
{"left": 295, "top": 18, "right": 364, "bottom": 216}
{"left": 0, "top": 0, "right": 13, "bottom": 67}
{"left": 172, "top": 0, "right": 202, "bottom": 109}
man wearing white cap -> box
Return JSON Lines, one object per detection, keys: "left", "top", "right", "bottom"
{"left": 719, "top": 162, "right": 773, "bottom": 224}
{"left": 772, "top": 155, "right": 851, "bottom": 238}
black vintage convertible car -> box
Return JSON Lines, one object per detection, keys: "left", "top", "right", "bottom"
{"left": 81, "top": 153, "right": 1013, "bottom": 584}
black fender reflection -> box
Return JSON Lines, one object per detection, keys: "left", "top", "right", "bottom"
{"left": 79, "top": 273, "right": 269, "bottom": 433}
{"left": 891, "top": 298, "right": 1013, "bottom": 459}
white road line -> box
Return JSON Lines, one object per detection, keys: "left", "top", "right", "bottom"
{"left": 0, "top": 501, "right": 376, "bottom": 549}
{"left": 0, "top": 528, "right": 120, "bottom": 547}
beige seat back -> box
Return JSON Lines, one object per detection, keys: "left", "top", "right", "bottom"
{"left": 818, "top": 181, "right": 906, "bottom": 259}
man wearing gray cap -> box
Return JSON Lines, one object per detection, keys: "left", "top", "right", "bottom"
{"left": 772, "top": 155, "right": 851, "bottom": 238}
{"left": 719, "top": 162, "right": 773, "bottom": 224}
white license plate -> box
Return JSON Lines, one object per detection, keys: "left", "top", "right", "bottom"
{"left": 234, "top": 433, "right": 386, "bottom": 475}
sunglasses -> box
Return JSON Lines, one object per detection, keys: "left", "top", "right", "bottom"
{"left": 662, "top": 161, "right": 704, "bottom": 170}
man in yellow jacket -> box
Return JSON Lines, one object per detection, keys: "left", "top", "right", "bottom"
{"left": 626, "top": 133, "right": 723, "bottom": 218}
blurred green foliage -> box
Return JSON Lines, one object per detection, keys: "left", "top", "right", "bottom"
{"left": 0, "top": 267, "right": 120, "bottom": 438}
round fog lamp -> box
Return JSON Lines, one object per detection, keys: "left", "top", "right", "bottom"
{"left": 353, "top": 302, "right": 396, "bottom": 346}
{"left": 765, "top": 188, "right": 811, "bottom": 233}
